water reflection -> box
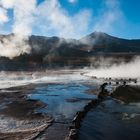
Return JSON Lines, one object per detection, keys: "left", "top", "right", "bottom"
{"left": 28, "top": 83, "right": 97, "bottom": 121}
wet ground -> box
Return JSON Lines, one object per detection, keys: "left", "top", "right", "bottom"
{"left": 0, "top": 85, "right": 53, "bottom": 140}
{"left": 78, "top": 86, "right": 140, "bottom": 140}
{"left": 28, "top": 84, "right": 97, "bottom": 121}
{"left": 28, "top": 83, "right": 98, "bottom": 140}
{"left": 0, "top": 70, "right": 140, "bottom": 140}
{"left": 0, "top": 76, "right": 99, "bottom": 140}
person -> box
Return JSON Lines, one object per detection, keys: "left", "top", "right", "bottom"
{"left": 100, "top": 82, "right": 108, "bottom": 93}
{"left": 134, "top": 79, "right": 137, "bottom": 83}
{"left": 123, "top": 81, "right": 126, "bottom": 86}
{"left": 98, "top": 82, "right": 108, "bottom": 99}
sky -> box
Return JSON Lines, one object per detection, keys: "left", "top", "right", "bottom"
{"left": 0, "top": 0, "right": 140, "bottom": 39}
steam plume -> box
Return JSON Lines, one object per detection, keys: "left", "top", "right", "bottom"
{"left": 36, "top": 0, "right": 91, "bottom": 38}
{"left": 0, "top": 0, "right": 124, "bottom": 59}
{"left": 0, "top": 7, "right": 8, "bottom": 24}
{"left": 85, "top": 57, "right": 140, "bottom": 78}
{"left": 93, "top": 0, "right": 123, "bottom": 32}
{"left": 0, "top": 0, "right": 36, "bottom": 59}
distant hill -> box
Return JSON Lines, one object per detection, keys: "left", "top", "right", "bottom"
{"left": 0, "top": 32, "right": 140, "bottom": 70}
{"left": 80, "top": 32, "right": 140, "bottom": 53}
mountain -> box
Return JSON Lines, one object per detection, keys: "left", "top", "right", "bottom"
{"left": 0, "top": 32, "right": 140, "bottom": 70}
{"left": 80, "top": 32, "right": 140, "bottom": 53}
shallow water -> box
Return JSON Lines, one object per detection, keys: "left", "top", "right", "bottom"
{"left": 78, "top": 98, "right": 140, "bottom": 140}
{"left": 28, "top": 83, "right": 97, "bottom": 121}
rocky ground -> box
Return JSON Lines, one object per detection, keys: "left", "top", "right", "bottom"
{"left": 112, "top": 85, "right": 140, "bottom": 103}
{"left": 67, "top": 79, "right": 140, "bottom": 140}
{"left": 0, "top": 74, "right": 140, "bottom": 140}
{"left": 0, "top": 85, "right": 53, "bottom": 140}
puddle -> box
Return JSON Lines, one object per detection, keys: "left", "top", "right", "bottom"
{"left": 28, "top": 83, "right": 97, "bottom": 121}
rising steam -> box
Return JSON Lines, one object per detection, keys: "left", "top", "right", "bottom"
{"left": 85, "top": 57, "right": 140, "bottom": 78}
{"left": 0, "top": 0, "right": 123, "bottom": 59}
{"left": 0, "top": 0, "right": 36, "bottom": 58}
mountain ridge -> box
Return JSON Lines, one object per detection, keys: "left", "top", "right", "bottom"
{"left": 0, "top": 32, "right": 140, "bottom": 70}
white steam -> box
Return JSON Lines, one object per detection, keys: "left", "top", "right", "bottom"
{"left": 93, "top": 0, "right": 123, "bottom": 32}
{"left": 85, "top": 57, "right": 140, "bottom": 78}
{"left": 79, "top": 0, "right": 123, "bottom": 45}
{"left": 0, "top": 0, "right": 36, "bottom": 59}
{"left": 12, "top": 0, "right": 36, "bottom": 36}
{"left": 0, "top": 7, "right": 9, "bottom": 24}
{"left": 0, "top": 35, "right": 31, "bottom": 59}
{"left": 0, "top": 0, "right": 14, "bottom": 8}
{"left": 0, "top": 70, "right": 93, "bottom": 89}
{"left": 36, "top": 0, "right": 91, "bottom": 38}
{"left": 36, "top": 0, "right": 123, "bottom": 38}
{"left": 0, "top": 0, "right": 124, "bottom": 59}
